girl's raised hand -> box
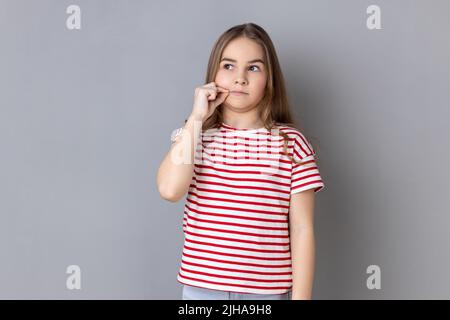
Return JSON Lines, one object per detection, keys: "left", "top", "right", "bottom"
{"left": 191, "top": 82, "right": 229, "bottom": 122}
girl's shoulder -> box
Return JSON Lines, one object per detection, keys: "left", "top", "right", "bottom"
{"left": 274, "top": 122, "right": 316, "bottom": 159}
{"left": 273, "top": 123, "right": 308, "bottom": 141}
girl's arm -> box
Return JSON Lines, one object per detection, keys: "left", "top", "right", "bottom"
{"left": 156, "top": 82, "right": 229, "bottom": 203}
{"left": 156, "top": 113, "right": 203, "bottom": 202}
{"left": 289, "top": 188, "right": 316, "bottom": 299}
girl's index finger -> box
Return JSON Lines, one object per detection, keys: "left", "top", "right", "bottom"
{"left": 216, "top": 86, "right": 230, "bottom": 92}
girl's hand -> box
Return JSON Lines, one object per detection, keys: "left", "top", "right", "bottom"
{"left": 191, "top": 82, "right": 229, "bottom": 122}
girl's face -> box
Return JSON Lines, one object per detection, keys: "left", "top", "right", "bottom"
{"left": 215, "top": 37, "right": 268, "bottom": 112}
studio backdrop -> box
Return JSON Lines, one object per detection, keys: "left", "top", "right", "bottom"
{"left": 0, "top": 0, "right": 449, "bottom": 299}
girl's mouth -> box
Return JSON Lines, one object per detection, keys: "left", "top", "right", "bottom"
{"left": 230, "top": 91, "right": 249, "bottom": 96}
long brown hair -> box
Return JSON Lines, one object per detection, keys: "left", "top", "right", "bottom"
{"left": 187, "top": 22, "right": 318, "bottom": 165}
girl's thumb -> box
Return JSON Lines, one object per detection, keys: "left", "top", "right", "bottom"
{"left": 214, "top": 91, "right": 229, "bottom": 106}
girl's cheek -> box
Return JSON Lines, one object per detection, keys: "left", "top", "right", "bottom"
{"left": 214, "top": 79, "right": 226, "bottom": 88}
{"left": 214, "top": 78, "right": 229, "bottom": 89}
{"left": 254, "top": 76, "right": 267, "bottom": 90}
{"left": 214, "top": 72, "right": 227, "bottom": 84}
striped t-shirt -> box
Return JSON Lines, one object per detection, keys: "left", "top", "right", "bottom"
{"left": 176, "top": 121, "right": 325, "bottom": 294}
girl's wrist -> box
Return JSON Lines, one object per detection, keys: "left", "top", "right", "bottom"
{"left": 189, "top": 113, "right": 204, "bottom": 122}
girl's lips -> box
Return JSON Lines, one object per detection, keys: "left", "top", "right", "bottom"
{"left": 230, "top": 91, "right": 249, "bottom": 96}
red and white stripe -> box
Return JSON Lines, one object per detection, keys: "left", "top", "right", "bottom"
{"left": 177, "top": 122, "right": 324, "bottom": 294}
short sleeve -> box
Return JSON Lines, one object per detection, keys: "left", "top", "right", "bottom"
{"left": 290, "top": 133, "right": 325, "bottom": 195}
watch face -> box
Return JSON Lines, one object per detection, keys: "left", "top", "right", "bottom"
{"left": 171, "top": 128, "right": 182, "bottom": 142}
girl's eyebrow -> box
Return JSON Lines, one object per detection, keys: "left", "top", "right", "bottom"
{"left": 220, "top": 57, "right": 265, "bottom": 64}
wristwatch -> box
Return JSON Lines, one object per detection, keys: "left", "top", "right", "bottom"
{"left": 170, "top": 127, "right": 184, "bottom": 143}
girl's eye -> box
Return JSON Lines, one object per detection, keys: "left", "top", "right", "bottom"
{"left": 223, "top": 64, "right": 260, "bottom": 72}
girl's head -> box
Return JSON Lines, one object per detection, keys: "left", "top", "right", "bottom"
{"left": 214, "top": 36, "right": 267, "bottom": 115}
{"left": 192, "top": 22, "right": 316, "bottom": 165}
{"left": 203, "top": 22, "right": 296, "bottom": 131}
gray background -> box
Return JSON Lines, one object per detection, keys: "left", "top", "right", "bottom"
{"left": 1, "top": 0, "right": 449, "bottom": 299}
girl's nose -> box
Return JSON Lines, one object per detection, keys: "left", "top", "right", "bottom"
{"left": 234, "top": 78, "right": 247, "bottom": 85}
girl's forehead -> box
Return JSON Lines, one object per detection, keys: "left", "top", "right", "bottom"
{"left": 223, "top": 37, "right": 264, "bottom": 53}
{"left": 219, "top": 56, "right": 265, "bottom": 65}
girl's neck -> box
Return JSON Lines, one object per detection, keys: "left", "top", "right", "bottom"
{"left": 222, "top": 108, "right": 264, "bottom": 130}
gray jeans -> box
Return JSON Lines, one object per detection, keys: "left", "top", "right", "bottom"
{"left": 182, "top": 285, "right": 291, "bottom": 300}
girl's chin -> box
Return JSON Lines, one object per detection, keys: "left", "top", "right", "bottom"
{"left": 222, "top": 102, "right": 253, "bottom": 109}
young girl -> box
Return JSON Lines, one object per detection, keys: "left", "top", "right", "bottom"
{"left": 157, "top": 22, "right": 324, "bottom": 300}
